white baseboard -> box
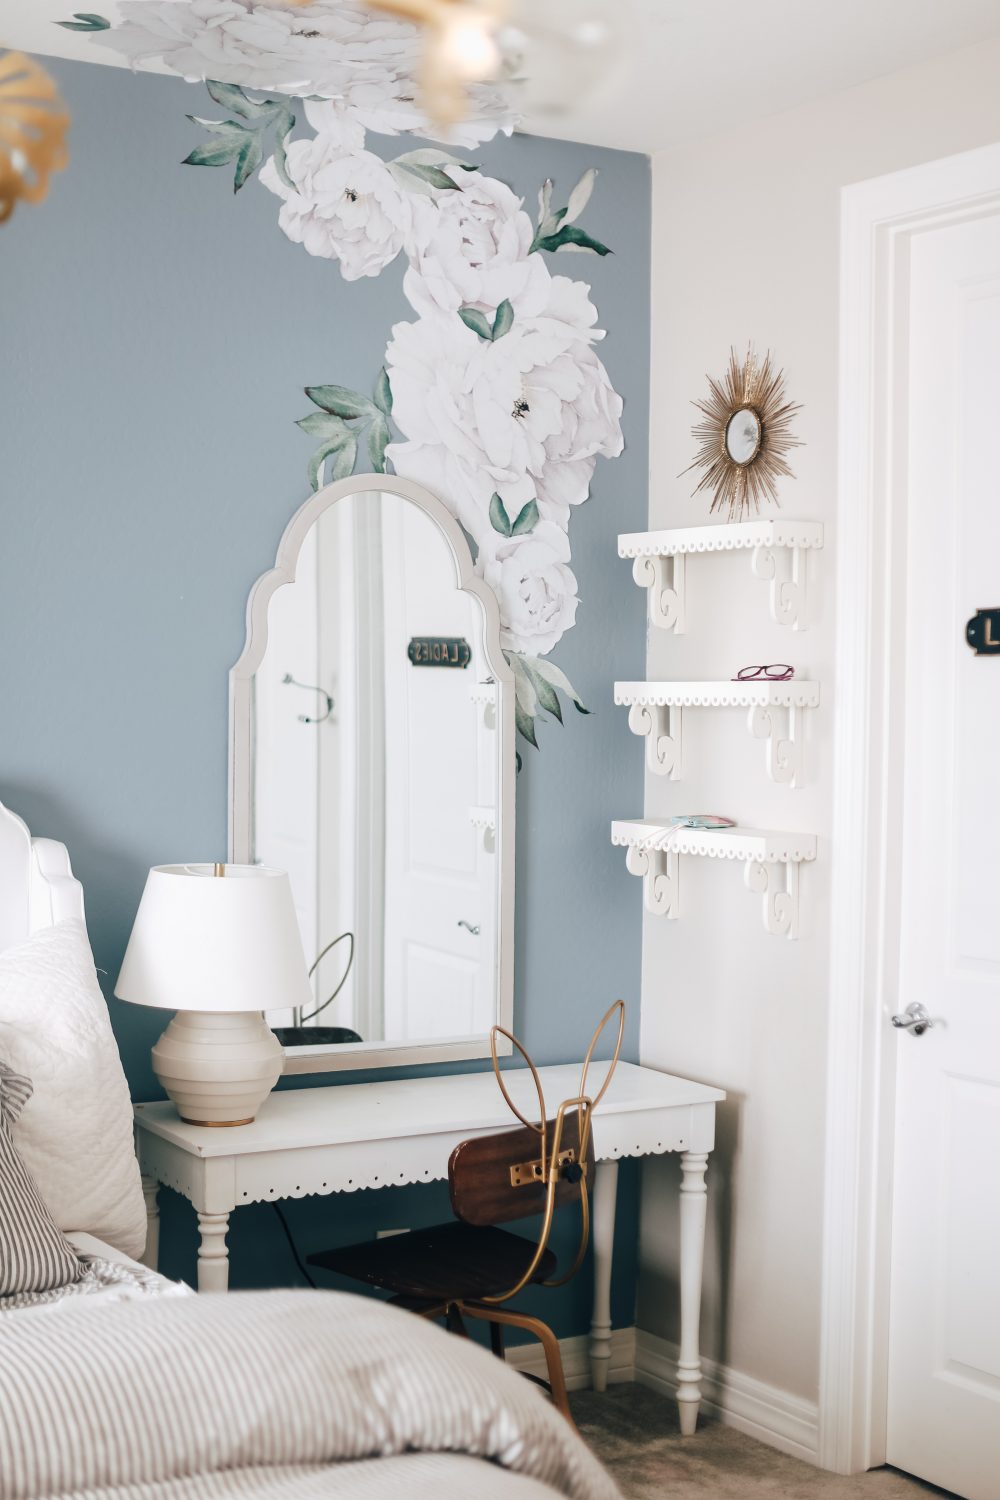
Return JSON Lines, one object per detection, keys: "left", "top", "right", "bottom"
{"left": 506, "top": 1325, "right": 819, "bottom": 1465}
{"left": 505, "top": 1327, "right": 636, "bottom": 1391}
{"left": 634, "top": 1329, "right": 820, "bottom": 1464}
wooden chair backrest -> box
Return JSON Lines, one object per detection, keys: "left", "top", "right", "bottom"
{"left": 449, "top": 1111, "right": 596, "bottom": 1227}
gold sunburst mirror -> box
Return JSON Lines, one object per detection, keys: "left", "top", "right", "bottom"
{"left": 684, "top": 347, "right": 802, "bottom": 521}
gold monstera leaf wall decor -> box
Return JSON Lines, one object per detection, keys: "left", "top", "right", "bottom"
{"left": 0, "top": 50, "right": 70, "bottom": 224}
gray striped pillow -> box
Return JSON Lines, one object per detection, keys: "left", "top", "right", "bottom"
{"left": 0, "top": 1060, "right": 82, "bottom": 1295}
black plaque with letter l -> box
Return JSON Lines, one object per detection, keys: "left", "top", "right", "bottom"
{"left": 966, "top": 608, "right": 1000, "bottom": 655}
{"left": 407, "top": 636, "right": 471, "bottom": 669}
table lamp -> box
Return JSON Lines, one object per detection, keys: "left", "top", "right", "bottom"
{"left": 115, "top": 863, "right": 312, "bottom": 1126}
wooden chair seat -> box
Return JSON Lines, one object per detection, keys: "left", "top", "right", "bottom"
{"left": 309, "top": 1221, "right": 557, "bottom": 1303}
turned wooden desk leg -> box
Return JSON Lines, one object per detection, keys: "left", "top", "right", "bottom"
{"left": 677, "top": 1151, "right": 709, "bottom": 1436}
{"left": 197, "top": 1212, "right": 231, "bottom": 1293}
{"left": 589, "top": 1159, "right": 619, "bottom": 1392}
{"left": 140, "top": 1175, "right": 160, "bottom": 1272}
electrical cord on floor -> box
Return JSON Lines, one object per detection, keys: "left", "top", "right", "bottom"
{"left": 270, "top": 1201, "right": 318, "bottom": 1288}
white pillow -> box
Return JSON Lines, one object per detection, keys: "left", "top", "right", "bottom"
{"left": 0, "top": 919, "right": 146, "bottom": 1259}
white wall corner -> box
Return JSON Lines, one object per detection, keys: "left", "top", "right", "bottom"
{"left": 634, "top": 1329, "right": 820, "bottom": 1465}
{"left": 506, "top": 1324, "right": 819, "bottom": 1466}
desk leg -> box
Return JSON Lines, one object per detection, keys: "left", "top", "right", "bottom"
{"left": 589, "top": 1159, "right": 619, "bottom": 1392}
{"left": 677, "top": 1152, "right": 708, "bottom": 1436}
{"left": 197, "top": 1212, "right": 231, "bottom": 1293}
{"left": 140, "top": 1175, "right": 160, "bottom": 1272}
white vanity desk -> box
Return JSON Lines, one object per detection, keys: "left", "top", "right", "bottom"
{"left": 135, "top": 1060, "right": 723, "bottom": 1434}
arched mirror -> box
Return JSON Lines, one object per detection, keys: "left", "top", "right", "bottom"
{"left": 229, "top": 476, "right": 515, "bottom": 1073}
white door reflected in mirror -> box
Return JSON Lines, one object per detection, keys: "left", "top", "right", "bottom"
{"left": 229, "top": 478, "right": 515, "bottom": 1073}
{"left": 724, "top": 407, "right": 762, "bottom": 465}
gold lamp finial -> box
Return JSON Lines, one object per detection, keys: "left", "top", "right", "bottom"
{"left": 0, "top": 50, "right": 70, "bottom": 224}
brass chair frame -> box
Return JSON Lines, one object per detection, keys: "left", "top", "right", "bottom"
{"left": 412, "top": 1000, "right": 626, "bottom": 1424}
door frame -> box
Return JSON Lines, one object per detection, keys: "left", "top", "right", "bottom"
{"left": 819, "top": 139, "right": 1000, "bottom": 1474}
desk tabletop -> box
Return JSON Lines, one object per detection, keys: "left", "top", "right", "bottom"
{"left": 134, "top": 1061, "right": 725, "bottom": 1160}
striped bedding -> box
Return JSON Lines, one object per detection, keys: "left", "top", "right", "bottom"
{"left": 0, "top": 1250, "right": 188, "bottom": 1314}
{"left": 0, "top": 1289, "right": 621, "bottom": 1500}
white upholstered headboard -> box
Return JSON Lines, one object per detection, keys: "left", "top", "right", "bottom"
{"left": 0, "top": 801, "right": 86, "bottom": 952}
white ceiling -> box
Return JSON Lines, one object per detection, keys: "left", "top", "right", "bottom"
{"left": 5, "top": 0, "right": 1000, "bottom": 155}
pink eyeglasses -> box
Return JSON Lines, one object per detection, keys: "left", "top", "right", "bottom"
{"left": 732, "top": 664, "right": 795, "bottom": 682}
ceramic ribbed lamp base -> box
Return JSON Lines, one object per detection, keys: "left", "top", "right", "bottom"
{"left": 151, "top": 1011, "right": 283, "bottom": 1126}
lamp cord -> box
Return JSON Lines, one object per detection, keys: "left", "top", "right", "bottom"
{"left": 270, "top": 1202, "right": 318, "bottom": 1288}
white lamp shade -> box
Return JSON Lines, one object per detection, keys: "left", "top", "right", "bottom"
{"left": 115, "top": 864, "right": 313, "bottom": 1016}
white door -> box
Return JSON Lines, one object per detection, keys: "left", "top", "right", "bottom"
{"left": 886, "top": 212, "right": 1000, "bottom": 1498}
{"left": 380, "top": 494, "right": 495, "bottom": 1041}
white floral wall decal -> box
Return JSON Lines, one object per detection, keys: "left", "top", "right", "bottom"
{"left": 61, "top": 2, "right": 625, "bottom": 749}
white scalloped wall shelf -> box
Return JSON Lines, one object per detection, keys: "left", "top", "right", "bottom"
{"left": 470, "top": 680, "right": 498, "bottom": 729}
{"left": 615, "top": 680, "right": 821, "bottom": 787}
{"left": 469, "top": 804, "right": 497, "bottom": 853}
{"left": 611, "top": 819, "right": 817, "bottom": 939}
{"left": 618, "top": 519, "right": 824, "bottom": 633}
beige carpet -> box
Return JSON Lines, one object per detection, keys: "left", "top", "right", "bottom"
{"left": 571, "top": 1385, "right": 956, "bottom": 1500}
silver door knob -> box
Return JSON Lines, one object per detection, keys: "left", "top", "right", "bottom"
{"left": 891, "top": 1002, "right": 933, "bottom": 1036}
{"left": 457, "top": 920, "right": 480, "bottom": 936}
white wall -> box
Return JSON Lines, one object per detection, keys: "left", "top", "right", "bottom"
{"left": 639, "top": 35, "right": 1000, "bottom": 1411}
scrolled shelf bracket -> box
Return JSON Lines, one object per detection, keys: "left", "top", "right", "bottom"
{"left": 632, "top": 553, "right": 686, "bottom": 634}
{"left": 747, "top": 702, "right": 802, "bottom": 788}
{"left": 743, "top": 858, "right": 799, "bottom": 939}
{"left": 625, "top": 843, "right": 679, "bottom": 919}
{"left": 627, "top": 701, "right": 682, "bottom": 779}
{"left": 751, "top": 543, "right": 808, "bottom": 631}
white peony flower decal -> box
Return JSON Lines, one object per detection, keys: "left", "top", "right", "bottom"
{"left": 481, "top": 523, "right": 580, "bottom": 659}
{"left": 260, "top": 103, "right": 411, "bottom": 279}
{"left": 91, "top": 0, "right": 516, "bottom": 146}
{"left": 385, "top": 273, "right": 622, "bottom": 535}
{"left": 66, "top": 4, "right": 624, "bottom": 745}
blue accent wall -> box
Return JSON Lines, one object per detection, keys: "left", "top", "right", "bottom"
{"left": 1, "top": 57, "right": 650, "bottom": 1338}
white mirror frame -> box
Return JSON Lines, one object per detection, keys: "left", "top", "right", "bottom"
{"left": 229, "top": 474, "right": 515, "bottom": 1075}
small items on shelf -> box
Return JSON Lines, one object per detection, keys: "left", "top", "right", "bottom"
{"left": 618, "top": 519, "right": 824, "bottom": 634}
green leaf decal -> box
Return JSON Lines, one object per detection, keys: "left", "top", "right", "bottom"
{"left": 329, "top": 433, "right": 358, "bottom": 482}
{"left": 307, "top": 437, "right": 347, "bottom": 492}
{"left": 373, "top": 366, "right": 393, "bottom": 417}
{"left": 510, "top": 499, "right": 538, "bottom": 536}
{"left": 564, "top": 168, "right": 597, "bottom": 224}
{"left": 368, "top": 414, "right": 391, "bottom": 473}
{"left": 204, "top": 80, "right": 259, "bottom": 118}
{"left": 186, "top": 116, "right": 253, "bottom": 138}
{"left": 299, "top": 368, "right": 396, "bottom": 489}
{"left": 522, "top": 659, "right": 562, "bottom": 723}
{"left": 183, "top": 139, "right": 245, "bottom": 169}
{"left": 399, "top": 161, "right": 461, "bottom": 190}
{"left": 489, "top": 493, "right": 512, "bottom": 537}
{"left": 492, "top": 299, "right": 514, "bottom": 341}
{"left": 458, "top": 307, "right": 493, "bottom": 342}
{"left": 305, "top": 385, "right": 378, "bottom": 420}
{"left": 523, "top": 654, "right": 591, "bottom": 715}
{"left": 515, "top": 702, "right": 539, "bottom": 748}
{"left": 296, "top": 411, "right": 351, "bottom": 440}
{"left": 533, "top": 223, "right": 612, "bottom": 257}
{"left": 185, "top": 81, "right": 297, "bottom": 193}
{"left": 233, "top": 135, "right": 264, "bottom": 192}
{"left": 271, "top": 106, "right": 296, "bottom": 191}
{"left": 56, "top": 12, "right": 110, "bottom": 30}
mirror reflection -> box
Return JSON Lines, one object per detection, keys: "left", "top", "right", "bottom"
{"left": 250, "top": 490, "right": 500, "bottom": 1053}
{"left": 724, "top": 407, "right": 761, "bottom": 465}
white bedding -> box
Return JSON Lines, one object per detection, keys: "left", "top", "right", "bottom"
{"left": 0, "top": 1288, "right": 620, "bottom": 1500}
{"left": 0, "top": 1234, "right": 189, "bottom": 1315}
